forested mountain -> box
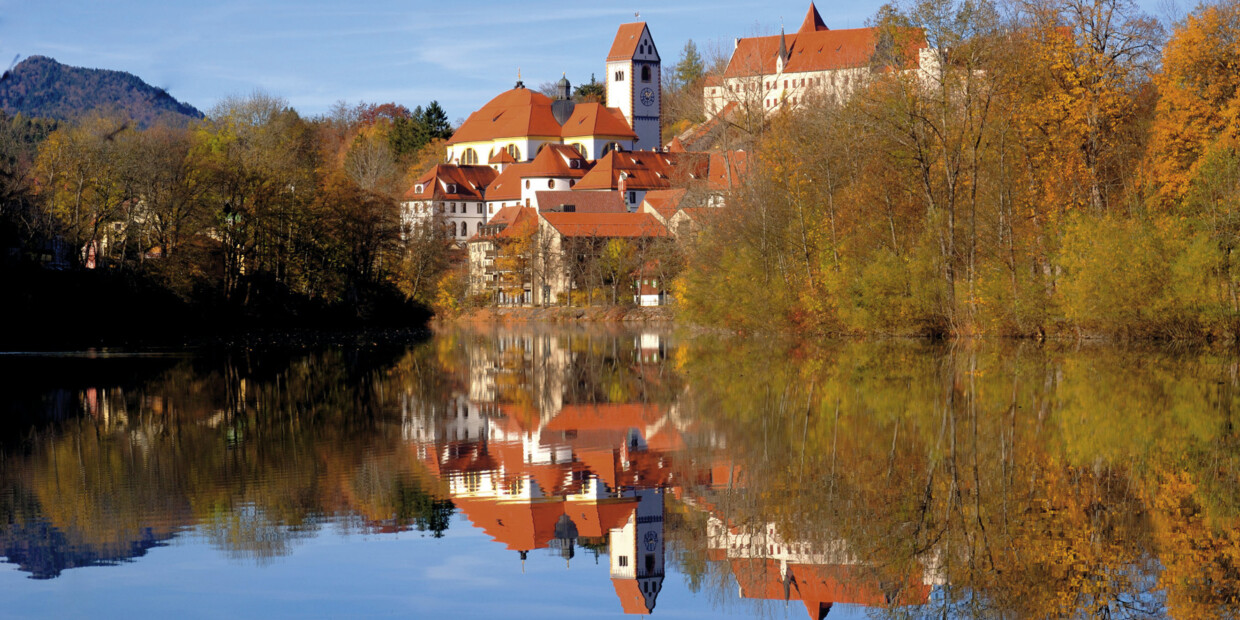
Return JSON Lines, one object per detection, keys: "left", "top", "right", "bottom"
{"left": 0, "top": 55, "right": 203, "bottom": 127}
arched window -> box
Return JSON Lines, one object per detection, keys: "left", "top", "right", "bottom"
{"left": 462, "top": 148, "right": 478, "bottom": 165}
{"left": 460, "top": 221, "right": 467, "bottom": 236}
{"left": 641, "top": 65, "right": 651, "bottom": 82}
{"left": 506, "top": 144, "right": 521, "bottom": 161}
{"left": 571, "top": 143, "right": 585, "bottom": 155}
{"left": 547, "top": 179, "right": 555, "bottom": 189}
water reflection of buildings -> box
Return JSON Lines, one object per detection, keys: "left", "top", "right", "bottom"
{"left": 399, "top": 329, "right": 941, "bottom": 617}
{"left": 700, "top": 515, "right": 936, "bottom": 619}
{"left": 411, "top": 399, "right": 677, "bottom": 615}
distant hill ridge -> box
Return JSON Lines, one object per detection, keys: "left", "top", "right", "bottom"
{"left": 0, "top": 55, "right": 203, "bottom": 127}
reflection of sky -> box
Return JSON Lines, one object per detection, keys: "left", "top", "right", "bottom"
{"left": 0, "top": 513, "right": 871, "bottom": 619}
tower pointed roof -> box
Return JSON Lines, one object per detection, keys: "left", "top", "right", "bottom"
{"left": 777, "top": 28, "right": 790, "bottom": 64}
{"left": 799, "top": 2, "right": 829, "bottom": 32}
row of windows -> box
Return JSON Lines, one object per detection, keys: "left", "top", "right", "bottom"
{"left": 766, "top": 96, "right": 801, "bottom": 107}
{"left": 613, "top": 65, "right": 654, "bottom": 83}
{"left": 413, "top": 202, "right": 483, "bottom": 214}
{"left": 726, "top": 75, "right": 824, "bottom": 94}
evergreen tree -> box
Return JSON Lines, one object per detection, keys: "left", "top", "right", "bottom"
{"left": 674, "top": 40, "right": 705, "bottom": 88}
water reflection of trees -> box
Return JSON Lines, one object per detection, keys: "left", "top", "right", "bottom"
{"left": 672, "top": 338, "right": 1240, "bottom": 619}
{"left": 2, "top": 332, "right": 1240, "bottom": 619}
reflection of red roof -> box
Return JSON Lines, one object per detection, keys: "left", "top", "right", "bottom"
{"left": 454, "top": 497, "right": 563, "bottom": 551}
{"left": 608, "top": 23, "right": 650, "bottom": 61}
{"left": 613, "top": 578, "right": 654, "bottom": 614}
{"left": 565, "top": 498, "right": 636, "bottom": 538}
{"left": 730, "top": 559, "right": 933, "bottom": 619}
{"left": 541, "top": 212, "right": 669, "bottom": 239}
{"left": 724, "top": 26, "right": 926, "bottom": 77}
{"left": 548, "top": 403, "right": 667, "bottom": 431}
{"left": 733, "top": 559, "right": 790, "bottom": 600}
{"left": 576, "top": 448, "right": 621, "bottom": 489}
{"left": 792, "top": 564, "right": 932, "bottom": 616}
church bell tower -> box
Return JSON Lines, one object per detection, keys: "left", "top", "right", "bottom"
{"left": 606, "top": 22, "right": 661, "bottom": 151}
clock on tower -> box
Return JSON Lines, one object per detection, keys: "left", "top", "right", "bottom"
{"left": 606, "top": 22, "right": 661, "bottom": 150}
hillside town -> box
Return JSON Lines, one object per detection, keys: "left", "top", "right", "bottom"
{"left": 402, "top": 3, "right": 926, "bottom": 308}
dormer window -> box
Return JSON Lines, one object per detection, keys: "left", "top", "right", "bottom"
{"left": 446, "top": 183, "right": 458, "bottom": 194}
{"left": 569, "top": 159, "right": 581, "bottom": 169}
{"left": 415, "top": 184, "right": 424, "bottom": 194}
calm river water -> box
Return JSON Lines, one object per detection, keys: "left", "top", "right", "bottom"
{"left": 1, "top": 326, "right": 1238, "bottom": 618}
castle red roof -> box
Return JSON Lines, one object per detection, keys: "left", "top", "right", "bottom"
{"left": 724, "top": 25, "right": 926, "bottom": 77}
{"left": 799, "top": 2, "right": 829, "bottom": 33}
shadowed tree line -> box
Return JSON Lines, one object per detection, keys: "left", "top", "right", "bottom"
{"left": 0, "top": 94, "right": 460, "bottom": 344}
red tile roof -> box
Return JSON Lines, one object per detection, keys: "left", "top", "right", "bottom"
{"left": 724, "top": 26, "right": 926, "bottom": 77}
{"left": 403, "top": 164, "right": 498, "bottom": 201}
{"left": 561, "top": 103, "right": 638, "bottom": 139}
{"left": 574, "top": 151, "right": 680, "bottom": 191}
{"left": 607, "top": 23, "right": 649, "bottom": 61}
{"left": 489, "top": 149, "right": 517, "bottom": 164}
{"left": 799, "top": 2, "right": 829, "bottom": 33}
{"left": 640, "top": 189, "right": 687, "bottom": 221}
{"left": 612, "top": 578, "right": 655, "bottom": 614}
{"left": 536, "top": 190, "right": 627, "bottom": 214}
{"left": 483, "top": 163, "right": 529, "bottom": 201}
{"left": 541, "top": 212, "right": 670, "bottom": 239}
{"left": 448, "top": 88, "right": 565, "bottom": 145}
{"left": 707, "top": 151, "right": 748, "bottom": 191}
{"left": 524, "top": 143, "right": 592, "bottom": 178}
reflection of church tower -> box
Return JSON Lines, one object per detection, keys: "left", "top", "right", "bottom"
{"left": 606, "top": 22, "right": 661, "bottom": 150}
{"left": 609, "top": 488, "right": 665, "bottom": 614}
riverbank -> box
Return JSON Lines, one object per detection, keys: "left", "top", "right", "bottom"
{"left": 0, "top": 264, "right": 432, "bottom": 349}
{"left": 444, "top": 305, "right": 674, "bottom": 324}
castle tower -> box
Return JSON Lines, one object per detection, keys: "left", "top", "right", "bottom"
{"left": 606, "top": 22, "right": 661, "bottom": 151}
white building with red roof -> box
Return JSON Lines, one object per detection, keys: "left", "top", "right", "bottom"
{"left": 442, "top": 21, "right": 662, "bottom": 168}
{"left": 703, "top": 3, "right": 935, "bottom": 118}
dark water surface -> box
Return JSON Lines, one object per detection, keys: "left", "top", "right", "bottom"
{"left": 2, "top": 327, "right": 1238, "bottom": 618}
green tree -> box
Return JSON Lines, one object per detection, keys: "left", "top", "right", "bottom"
{"left": 674, "top": 40, "right": 705, "bottom": 88}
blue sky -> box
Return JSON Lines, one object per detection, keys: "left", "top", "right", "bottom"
{"left": 1, "top": 0, "right": 1173, "bottom": 123}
